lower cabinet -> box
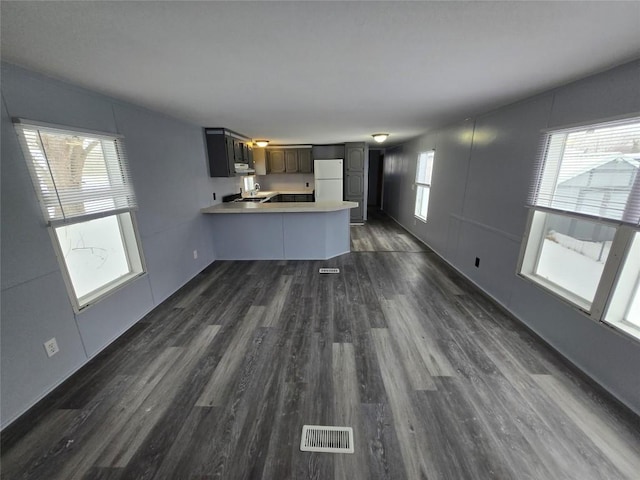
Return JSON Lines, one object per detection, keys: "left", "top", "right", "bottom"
{"left": 348, "top": 201, "right": 363, "bottom": 223}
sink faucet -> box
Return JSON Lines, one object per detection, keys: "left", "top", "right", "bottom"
{"left": 251, "top": 183, "right": 261, "bottom": 196}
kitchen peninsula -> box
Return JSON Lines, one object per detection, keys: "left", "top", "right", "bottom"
{"left": 201, "top": 193, "right": 358, "bottom": 260}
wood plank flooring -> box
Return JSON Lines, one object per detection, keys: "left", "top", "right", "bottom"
{"left": 2, "top": 209, "right": 640, "bottom": 479}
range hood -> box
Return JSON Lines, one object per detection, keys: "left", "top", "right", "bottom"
{"left": 235, "top": 162, "right": 255, "bottom": 174}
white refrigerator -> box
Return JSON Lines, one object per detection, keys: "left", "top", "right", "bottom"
{"left": 314, "top": 159, "right": 343, "bottom": 202}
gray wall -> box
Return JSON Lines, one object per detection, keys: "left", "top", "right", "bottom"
{"left": 381, "top": 60, "right": 640, "bottom": 414}
{"left": 0, "top": 63, "right": 236, "bottom": 428}
{"left": 256, "top": 173, "right": 314, "bottom": 192}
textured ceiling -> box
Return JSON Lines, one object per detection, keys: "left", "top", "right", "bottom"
{"left": 2, "top": 1, "right": 639, "bottom": 145}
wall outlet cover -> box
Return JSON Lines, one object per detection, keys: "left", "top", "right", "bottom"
{"left": 193, "top": 249, "right": 198, "bottom": 259}
{"left": 44, "top": 338, "right": 59, "bottom": 357}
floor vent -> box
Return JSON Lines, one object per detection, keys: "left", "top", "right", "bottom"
{"left": 300, "top": 425, "right": 354, "bottom": 453}
{"left": 319, "top": 268, "right": 340, "bottom": 274}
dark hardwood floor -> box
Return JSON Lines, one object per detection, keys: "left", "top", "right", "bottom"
{"left": 2, "top": 209, "right": 640, "bottom": 479}
{"left": 350, "top": 209, "right": 427, "bottom": 252}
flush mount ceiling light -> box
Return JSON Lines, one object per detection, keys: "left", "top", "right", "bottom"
{"left": 254, "top": 140, "right": 269, "bottom": 148}
{"left": 372, "top": 133, "right": 389, "bottom": 143}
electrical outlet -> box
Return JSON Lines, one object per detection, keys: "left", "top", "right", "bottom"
{"left": 213, "top": 192, "right": 216, "bottom": 201}
{"left": 413, "top": 219, "right": 417, "bottom": 226}
{"left": 193, "top": 249, "right": 198, "bottom": 259}
{"left": 306, "top": 182, "right": 309, "bottom": 187}
{"left": 475, "top": 257, "right": 480, "bottom": 268}
{"left": 44, "top": 338, "right": 59, "bottom": 357}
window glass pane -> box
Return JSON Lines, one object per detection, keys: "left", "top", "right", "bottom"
{"left": 415, "top": 151, "right": 434, "bottom": 185}
{"left": 533, "top": 212, "right": 616, "bottom": 305}
{"left": 415, "top": 186, "right": 424, "bottom": 218}
{"left": 605, "top": 231, "right": 640, "bottom": 335}
{"left": 420, "top": 186, "right": 430, "bottom": 219}
{"left": 416, "top": 153, "right": 427, "bottom": 183}
{"left": 535, "top": 118, "right": 640, "bottom": 222}
{"left": 415, "top": 185, "right": 430, "bottom": 221}
{"left": 627, "top": 286, "right": 640, "bottom": 329}
{"left": 55, "top": 214, "right": 131, "bottom": 300}
{"left": 424, "top": 152, "right": 434, "bottom": 185}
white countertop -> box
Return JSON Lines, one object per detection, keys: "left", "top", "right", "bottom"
{"left": 201, "top": 200, "right": 358, "bottom": 214}
{"left": 201, "top": 190, "right": 357, "bottom": 214}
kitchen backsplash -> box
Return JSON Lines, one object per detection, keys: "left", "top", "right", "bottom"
{"left": 256, "top": 173, "right": 315, "bottom": 192}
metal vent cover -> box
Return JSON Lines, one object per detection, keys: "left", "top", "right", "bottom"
{"left": 319, "top": 268, "right": 340, "bottom": 274}
{"left": 300, "top": 425, "right": 354, "bottom": 453}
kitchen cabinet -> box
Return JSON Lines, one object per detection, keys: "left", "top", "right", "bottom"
{"left": 344, "top": 142, "right": 367, "bottom": 222}
{"left": 242, "top": 143, "right": 254, "bottom": 168}
{"left": 205, "top": 129, "right": 235, "bottom": 177}
{"left": 346, "top": 145, "right": 365, "bottom": 171}
{"left": 266, "top": 148, "right": 312, "bottom": 174}
{"left": 267, "top": 149, "right": 286, "bottom": 173}
{"left": 285, "top": 150, "right": 299, "bottom": 173}
{"left": 345, "top": 172, "right": 364, "bottom": 197}
{"left": 233, "top": 139, "right": 242, "bottom": 164}
{"left": 349, "top": 202, "right": 364, "bottom": 222}
{"left": 298, "top": 149, "right": 313, "bottom": 173}
{"left": 204, "top": 128, "right": 253, "bottom": 177}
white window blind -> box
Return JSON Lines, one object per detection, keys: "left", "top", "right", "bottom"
{"left": 528, "top": 117, "right": 640, "bottom": 225}
{"left": 15, "top": 120, "right": 137, "bottom": 225}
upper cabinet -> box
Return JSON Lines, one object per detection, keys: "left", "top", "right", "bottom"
{"left": 267, "top": 147, "right": 313, "bottom": 174}
{"left": 345, "top": 145, "right": 365, "bottom": 172}
{"left": 267, "top": 149, "right": 286, "bottom": 173}
{"left": 284, "top": 150, "right": 299, "bottom": 173}
{"left": 298, "top": 149, "right": 313, "bottom": 173}
{"left": 204, "top": 128, "right": 253, "bottom": 177}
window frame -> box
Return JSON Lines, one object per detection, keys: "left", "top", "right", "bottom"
{"left": 414, "top": 150, "right": 435, "bottom": 222}
{"left": 48, "top": 211, "right": 146, "bottom": 312}
{"left": 15, "top": 119, "right": 146, "bottom": 313}
{"left": 518, "top": 209, "right": 628, "bottom": 311}
{"left": 518, "top": 114, "right": 640, "bottom": 342}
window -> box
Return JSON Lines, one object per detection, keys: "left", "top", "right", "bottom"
{"left": 518, "top": 116, "right": 640, "bottom": 340}
{"left": 15, "top": 120, "right": 145, "bottom": 311}
{"left": 414, "top": 150, "right": 435, "bottom": 221}
{"left": 605, "top": 231, "right": 640, "bottom": 336}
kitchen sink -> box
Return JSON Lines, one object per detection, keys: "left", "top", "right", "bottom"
{"left": 234, "top": 197, "right": 265, "bottom": 203}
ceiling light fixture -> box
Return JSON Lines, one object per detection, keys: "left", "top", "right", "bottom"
{"left": 254, "top": 140, "right": 269, "bottom": 148}
{"left": 372, "top": 133, "right": 389, "bottom": 143}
